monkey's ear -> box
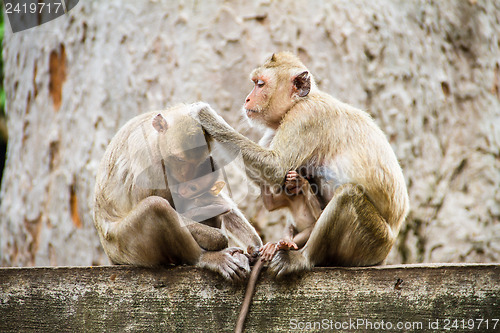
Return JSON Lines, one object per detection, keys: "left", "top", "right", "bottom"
{"left": 293, "top": 71, "right": 311, "bottom": 97}
{"left": 152, "top": 114, "right": 169, "bottom": 133}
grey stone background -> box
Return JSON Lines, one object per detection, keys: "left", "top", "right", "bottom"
{"left": 1, "top": 0, "right": 499, "bottom": 266}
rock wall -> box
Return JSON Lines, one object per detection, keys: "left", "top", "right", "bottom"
{"left": 1, "top": 0, "right": 499, "bottom": 266}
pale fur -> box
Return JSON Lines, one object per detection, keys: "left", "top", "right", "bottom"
{"left": 93, "top": 103, "right": 262, "bottom": 280}
{"left": 194, "top": 52, "right": 410, "bottom": 274}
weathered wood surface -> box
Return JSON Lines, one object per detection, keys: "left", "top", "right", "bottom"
{"left": 0, "top": 264, "right": 499, "bottom": 332}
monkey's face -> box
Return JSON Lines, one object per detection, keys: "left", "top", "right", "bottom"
{"left": 244, "top": 71, "right": 272, "bottom": 121}
{"left": 244, "top": 55, "right": 312, "bottom": 130}
{"left": 244, "top": 69, "right": 289, "bottom": 129}
{"left": 165, "top": 148, "right": 209, "bottom": 183}
{"left": 160, "top": 122, "right": 211, "bottom": 183}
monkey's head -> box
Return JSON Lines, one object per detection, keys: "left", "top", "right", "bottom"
{"left": 153, "top": 112, "right": 211, "bottom": 183}
{"left": 244, "top": 52, "right": 314, "bottom": 129}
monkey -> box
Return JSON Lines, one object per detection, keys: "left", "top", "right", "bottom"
{"left": 234, "top": 169, "right": 322, "bottom": 332}
{"left": 235, "top": 170, "right": 323, "bottom": 332}
{"left": 234, "top": 170, "right": 323, "bottom": 332}
{"left": 190, "top": 52, "right": 410, "bottom": 277}
{"left": 259, "top": 170, "right": 323, "bottom": 261}
{"left": 93, "top": 103, "right": 263, "bottom": 281}
{"left": 247, "top": 124, "right": 325, "bottom": 260}
{"left": 176, "top": 177, "right": 229, "bottom": 222}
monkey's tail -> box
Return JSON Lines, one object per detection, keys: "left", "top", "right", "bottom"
{"left": 234, "top": 257, "right": 264, "bottom": 333}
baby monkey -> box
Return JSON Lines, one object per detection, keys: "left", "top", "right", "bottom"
{"left": 235, "top": 170, "right": 322, "bottom": 332}
{"left": 259, "top": 170, "right": 322, "bottom": 261}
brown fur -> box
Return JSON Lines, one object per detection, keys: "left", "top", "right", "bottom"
{"left": 93, "top": 103, "right": 262, "bottom": 280}
{"left": 192, "top": 52, "right": 409, "bottom": 277}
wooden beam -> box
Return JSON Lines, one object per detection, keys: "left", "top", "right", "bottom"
{"left": 1, "top": 264, "right": 499, "bottom": 332}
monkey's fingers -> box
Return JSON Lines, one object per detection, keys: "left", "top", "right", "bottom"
{"left": 284, "top": 175, "right": 304, "bottom": 195}
{"left": 284, "top": 184, "right": 301, "bottom": 195}
{"left": 286, "top": 170, "right": 300, "bottom": 180}
{"left": 259, "top": 242, "right": 278, "bottom": 262}
{"left": 227, "top": 247, "right": 245, "bottom": 256}
{"left": 246, "top": 245, "right": 259, "bottom": 258}
{"left": 276, "top": 239, "right": 299, "bottom": 251}
{"left": 225, "top": 252, "right": 250, "bottom": 281}
{"left": 234, "top": 252, "right": 251, "bottom": 274}
{"left": 245, "top": 246, "right": 260, "bottom": 264}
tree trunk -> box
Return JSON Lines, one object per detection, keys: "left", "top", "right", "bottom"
{"left": 1, "top": 0, "right": 499, "bottom": 266}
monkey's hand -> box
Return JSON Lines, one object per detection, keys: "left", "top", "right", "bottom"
{"left": 246, "top": 245, "right": 260, "bottom": 265}
{"left": 189, "top": 102, "right": 231, "bottom": 130}
{"left": 268, "top": 250, "right": 311, "bottom": 278}
{"left": 284, "top": 170, "right": 305, "bottom": 195}
{"left": 259, "top": 242, "right": 278, "bottom": 262}
{"left": 259, "top": 240, "right": 298, "bottom": 262}
{"left": 197, "top": 247, "right": 250, "bottom": 282}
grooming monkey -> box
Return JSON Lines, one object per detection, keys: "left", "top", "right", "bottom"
{"left": 191, "top": 52, "right": 410, "bottom": 277}
{"left": 93, "top": 104, "right": 262, "bottom": 281}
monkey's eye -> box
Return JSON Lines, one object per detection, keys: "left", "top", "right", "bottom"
{"left": 256, "top": 79, "right": 265, "bottom": 87}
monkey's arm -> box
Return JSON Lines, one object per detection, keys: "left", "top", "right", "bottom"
{"left": 186, "top": 222, "right": 228, "bottom": 251}
{"left": 191, "top": 103, "right": 288, "bottom": 186}
{"left": 221, "top": 207, "right": 263, "bottom": 252}
{"left": 260, "top": 185, "right": 289, "bottom": 211}
{"left": 291, "top": 226, "right": 313, "bottom": 249}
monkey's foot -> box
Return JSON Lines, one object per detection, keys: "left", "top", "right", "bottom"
{"left": 260, "top": 240, "right": 299, "bottom": 262}
{"left": 246, "top": 245, "right": 260, "bottom": 265}
{"left": 276, "top": 239, "right": 298, "bottom": 251}
{"left": 197, "top": 247, "right": 250, "bottom": 282}
{"left": 268, "top": 250, "right": 311, "bottom": 278}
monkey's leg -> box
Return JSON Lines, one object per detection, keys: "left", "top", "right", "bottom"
{"left": 269, "top": 184, "right": 395, "bottom": 277}
{"left": 105, "top": 196, "right": 203, "bottom": 266}
{"left": 104, "top": 196, "right": 250, "bottom": 280}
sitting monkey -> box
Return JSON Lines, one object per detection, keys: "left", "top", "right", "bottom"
{"left": 191, "top": 52, "right": 410, "bottom": 277}
{"left": 93, "top": 103, "right": 262, "bottom": 281}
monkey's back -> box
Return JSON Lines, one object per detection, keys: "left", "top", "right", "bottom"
{"left": 93, "top": 108, "right": 187, "bottom": 229}
{"left": 280, "top": 92, "right": 409, "bottom": 230}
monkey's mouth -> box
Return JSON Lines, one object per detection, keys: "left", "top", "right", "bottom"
{"left": 245, "top": 109, "right": 259, "bottom": 117}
